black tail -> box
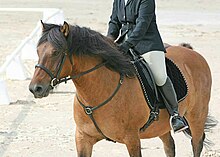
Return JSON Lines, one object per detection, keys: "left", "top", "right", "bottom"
{"left": 179, "top": 43, "right": 194, "bottom": 50}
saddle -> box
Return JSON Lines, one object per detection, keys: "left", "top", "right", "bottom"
{"left": 129, "top": 49, "right": 189, "bottom": 132}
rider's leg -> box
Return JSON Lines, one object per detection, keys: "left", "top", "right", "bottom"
{"left": 142, "top": 51, "right": 188, "bottom": 133}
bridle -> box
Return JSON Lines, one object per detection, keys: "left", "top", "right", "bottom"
{"left": 35, "top": 50, "right": 124, "bottom": 142}
{"left": 35, "top": 51, "right": 107, "bottom": 88}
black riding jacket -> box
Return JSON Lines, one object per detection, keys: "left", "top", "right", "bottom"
{"left": 107, "top": 0, "right": 165, "bottom": 55}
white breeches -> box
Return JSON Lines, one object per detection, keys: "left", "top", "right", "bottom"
{"left": 142, "top": 51, "right": 167, "bottom": 86}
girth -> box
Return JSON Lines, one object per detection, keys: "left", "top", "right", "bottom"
{"left": 129, "top": 49, "right": 160, "bottom": 131}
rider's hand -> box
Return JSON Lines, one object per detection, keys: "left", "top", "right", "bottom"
{"left": 119, "top": 41, "right": 131, "bottom": 54}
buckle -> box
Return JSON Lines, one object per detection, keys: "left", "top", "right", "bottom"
{"left": 151, "top": 111, "right": 159, "bottom": 121}
{"left": 51, "top": 78, "right": 58, "bottom": 87}
{"left": 85, "top": 107, "right": 93, "bottom": 115}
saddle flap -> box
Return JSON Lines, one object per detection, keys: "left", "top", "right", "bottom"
{"left": 133, "top": 57, "right": 188, "bottom": 109}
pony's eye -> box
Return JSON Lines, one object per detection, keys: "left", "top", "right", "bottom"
{"left": 53, "top": 51, "right": 60, "bottom": 57}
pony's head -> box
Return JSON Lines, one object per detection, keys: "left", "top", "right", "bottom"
{"left": 29, "top": 21, "right": 73, "bottom": 98}
{"left": 29, "top": 21, "right": 135, "bottom": 98}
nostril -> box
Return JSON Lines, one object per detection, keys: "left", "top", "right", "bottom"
{"left": 29, "top": 84, "right": 48, "bottom": 98}
{"left": 34, "top": 85, "right": 43, "bottom": 93}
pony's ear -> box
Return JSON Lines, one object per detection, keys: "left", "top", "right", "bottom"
{"left": 40, "top": 20, "right": 45, "bottom": 31}
{"left": 60, "top": 21, "right": 69, "bottom": 37}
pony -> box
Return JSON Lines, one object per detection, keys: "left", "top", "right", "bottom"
{"left": 29, "top": 21, "right": 217, "bottom": 157}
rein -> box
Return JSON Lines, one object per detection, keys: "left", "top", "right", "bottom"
{"left": 35, "top": 52, "right": 107, "bottom": 87}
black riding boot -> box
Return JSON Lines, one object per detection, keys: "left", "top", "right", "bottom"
{"left": 159, "top": 77, "right": 188, "bottom": 133}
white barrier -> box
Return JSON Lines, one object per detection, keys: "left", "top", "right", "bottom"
{"left": 0, "top": 8, "right": 65, "bottom": 105}
{"left": 0, "top": 79, "right": 10, "bottom": 105}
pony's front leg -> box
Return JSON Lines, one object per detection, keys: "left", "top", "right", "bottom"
{"left": 124, "top": 133, "right": 142, "bottom": 157}
{"left": 75, "top": 129, "right": 98, "bottom": 157}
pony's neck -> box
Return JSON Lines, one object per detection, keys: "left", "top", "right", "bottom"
{"left": 72, "top": 55, "right": 120, "bottom": 107}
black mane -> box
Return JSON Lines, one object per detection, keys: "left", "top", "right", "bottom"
{"left": 38, "top": 23, "right": 135, "bottom": 76}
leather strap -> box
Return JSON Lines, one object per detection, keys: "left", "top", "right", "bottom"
{"left": 76, "top": 74, "right": 124, "bottom": 142}
{"left": 35, "top": 64, "right": 55, "bottom": 79}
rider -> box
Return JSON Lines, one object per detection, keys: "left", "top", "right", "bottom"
{"left": 107, "top": 0, "right": 188, "bottom": 133}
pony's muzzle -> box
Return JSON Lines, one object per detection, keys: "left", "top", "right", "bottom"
{"left": 29, "top": 83, "right": 50, "bottom": 98}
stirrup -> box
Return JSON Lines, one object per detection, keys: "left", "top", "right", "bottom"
{"left": 169, "top": 114, "right": 189, "bottom": 133}
{"left": 174, "top": 125, "right": 189, "bottom": 134}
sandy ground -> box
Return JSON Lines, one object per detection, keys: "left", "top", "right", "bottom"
{"left": 0, "top": 0, "right": 220, "bottom": 156}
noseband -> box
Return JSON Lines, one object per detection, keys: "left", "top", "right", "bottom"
{"left": 35, "top": 52, "right": 107, "bottom": 88}
{"left": 35, "top": 52, "right": 67, "bottom": 87}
